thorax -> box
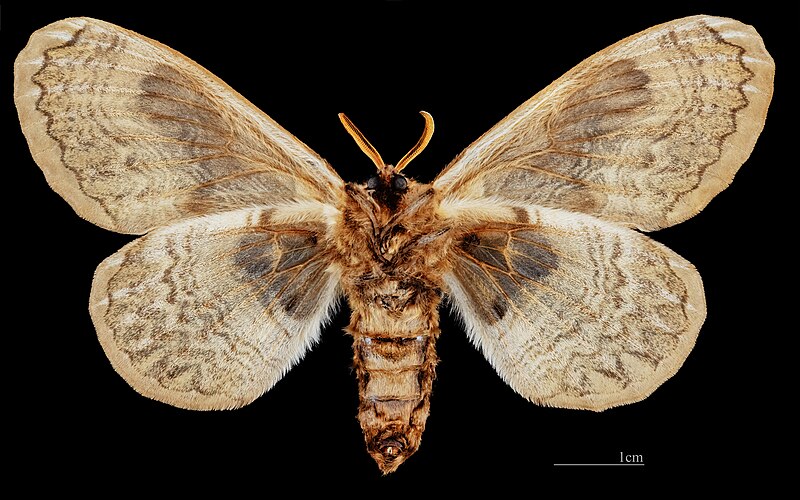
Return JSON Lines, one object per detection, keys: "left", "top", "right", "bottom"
{"left": 334, "top": 181, "right": 451, "bottom": 334}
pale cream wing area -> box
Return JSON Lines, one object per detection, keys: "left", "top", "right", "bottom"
{"left": 89, "top": 208, "right": 341, "bottom": 410}
{"left": 434, "top": 15, "right": 774, "bottom": 231}
{"left": 443, "top": 205, "right": 705, "bottom": 410}
{"left": 15, "top": 17, "right": 344, "bottom": 234}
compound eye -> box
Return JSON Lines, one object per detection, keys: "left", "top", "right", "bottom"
{"left": 392, "top": 174, "right": 408, "bottom": 191}
{"left": 366, "top": 175, "right": 380, "bottom": 190}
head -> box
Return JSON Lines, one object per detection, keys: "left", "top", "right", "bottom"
{"left": 339, "top": 111, "right": 433, "bottom": 210}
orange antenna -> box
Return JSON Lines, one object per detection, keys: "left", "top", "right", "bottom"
{"left": 396, "top": 111, "right": 434, "bottom": 173}
{"left": 339, "top": 113, "right": 385, "bottom": 169}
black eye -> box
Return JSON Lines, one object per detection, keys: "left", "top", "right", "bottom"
{"left": 392, "top": 174, "right": 408, "bottom": 191}
{"left": 366, "top": 176, "right": 380, "bottom": 190}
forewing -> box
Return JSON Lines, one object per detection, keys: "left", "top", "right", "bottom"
{"left": 15, "top": 17, "right": 344, "bottom": 234}
{"left": 89, "top": 208, "right": 341, "bottom": 410}
{"left": 444, "top": 205, "right": 705, "bottom": 410}
{"left": 434, "top": 15, "right": 773, "bottom": 231}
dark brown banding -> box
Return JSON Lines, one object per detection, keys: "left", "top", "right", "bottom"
{"left": 512, "top": 206, "right": 530, "bottom": 223}
{"left": 32, "top": 26, "right": 116, "bottom": 221}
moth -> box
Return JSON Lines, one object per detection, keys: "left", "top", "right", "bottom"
{"left": 15, "top": 15, "right": 773, "bottom": 473}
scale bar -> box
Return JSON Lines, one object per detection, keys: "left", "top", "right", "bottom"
{"left": 554, "top": 463, "right": 645, "bottom": 466}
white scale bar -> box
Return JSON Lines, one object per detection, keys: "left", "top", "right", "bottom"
{"left": 553, "top": 463, "right": 645, "bottom": 466}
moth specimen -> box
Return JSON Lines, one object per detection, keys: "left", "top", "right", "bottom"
{"left": 15, "top": 15, "right": 773, "bottom": 473}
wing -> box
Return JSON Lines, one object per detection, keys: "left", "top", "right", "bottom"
{"left": 434, "top": 15, "right": 773, "bottom": 231}
{"left": 15, "top": 17, "right": 343, "bottom": 234}
{"left": 89, "top": 207, "right": 341, "bottom": 410}
{"left": 443, "top": 203, "right": 704, "bottom": 410}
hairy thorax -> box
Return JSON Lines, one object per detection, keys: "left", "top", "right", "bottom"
{"left": 337, "top": 182, "right": 449, "bottom": 326}
{"left": 334, "top": 177, "right": 451, "bottom": 473}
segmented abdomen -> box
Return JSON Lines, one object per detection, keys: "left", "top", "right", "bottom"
{"left": 348, "top": 306, "right": 440, "bottom": 474}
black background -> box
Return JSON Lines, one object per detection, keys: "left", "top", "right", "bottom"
{"left": 3, "top": 1, "right": 791, "bottom": 490}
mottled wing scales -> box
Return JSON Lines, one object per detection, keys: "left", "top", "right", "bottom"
{"left": 14, "top": 17, "right": 343, "bottom": 234}
{"left": 435, "top": 15, "right": 773, "bottom": 231}
{"left": 89, "top": 208, "right": 341, "bottom": 409}
{"left": 445, "top": 205, "right": 704, "bottom": 410}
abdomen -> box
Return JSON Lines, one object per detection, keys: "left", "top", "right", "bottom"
{"left": 346, "top": 287, "right": 441, "bottom": 474}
